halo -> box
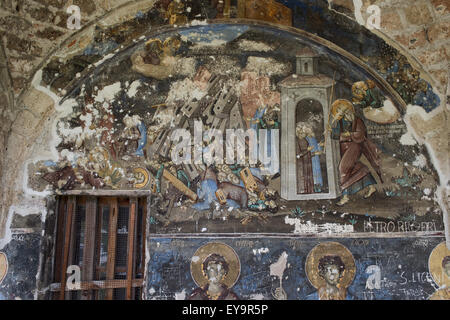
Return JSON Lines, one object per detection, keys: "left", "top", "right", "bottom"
{"left": 145, "top": 38, "right": 163, "bottom": 49}
{"left": 133, "top": 167, "right": 150, "bottom": 189}
{"left": 190, "top": 242, "right": 241, "bottom": 289}
{"left": 0, "top": 252, "right": 8, "bottom": 284}
{"left": 163, "top": 35, "right": 181, "bottom": 49}
{"left": 428, "top": 242, "right": 450, "bottom": 287}
{"left": 305, "top": 242, "right": 356, "bottom": 289}
{"left": 88, "top": 147, "right": 110, "bottom": 163}
{"left": 331, "top": 99, "right": 354, "bottom": 118}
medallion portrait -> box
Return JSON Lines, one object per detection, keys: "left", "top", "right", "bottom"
{"left": 428, "top": 242, "right": 450, "bottom": 300}
{"left": 188, "top": 242, "right": 240, "bottom": 300}
{"left": 305, "top": 242, "right": 356, "bottom": 300}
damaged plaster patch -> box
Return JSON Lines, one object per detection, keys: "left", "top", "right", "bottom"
{"left": 127, "top": 80, "right": 142, "bottom": 98}
{"left": 0, "top": 201, "right": 45, "bottom": 250}
{"left": 249, "top": 293, "right": 266, "bottom": 300}
{"left": 413, "top": 154, "right": 428, "bottom": 168}
{"left": 207, "top": 56, "right": 242, "bottom": 78}
{"left": 93, "top": 53, "right": 115, "bottom": 67}
{"left": 363, "top": 99, "right": 401, "bottom": 124}
{"left": 245, "top": 57, "right": 291, "bottom": 77}
{"left": 13, "top": 71, "right": 78, "bottom": 200}
{"left": 237, "top": 39, "right": 273, "bottom": 52}
{"left": 94, "top": 82, "right": 122, "bottom": 103}
{"left": 175, "top": 289, "right": 186, "bottom": 300}
{"left": 166, "top": 78, "right": 207, "bottom": 104}
{"left": 173, "top": 57, "right": 197, "bottom": 77}
{"left": 184, "top": 32, "right": 227, "bottom": 47}
{"left": 253, "top": 248, "right": 269, "bottom": 255}
{"left": 2, "top": 68, "right": 70, "bottom": 247}
{"left": 400, "top": 131, "right": 417, "bottom": 145}
{"left": 403, "top": 104, "right": 448, "bottom": 183}
{"left": 284, "top": 216, "right": 354, "bottom": 234}
{"left": 270, "top": 252, "right": 288, "bottom": 280}
{"left": 180, "top": 25, "right": 248, "bottom": 48}
{"left": 402, "top": 104, "right": 449, "bottom": 246}
{"left": 32, "top": 71, "right": 82, "bottom": 163}
{"left": 189, "top": 20, "right": 209, "bottom": 26}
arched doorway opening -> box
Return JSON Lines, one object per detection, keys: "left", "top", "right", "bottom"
{"left": 295, "top": 98, "right": 329, "bottom": 195}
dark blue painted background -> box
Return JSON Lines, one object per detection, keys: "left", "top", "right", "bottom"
{"left": 0, "top": 233, "right": 41, "bottom": 300}
{"left": 148, "top": 237, "right": 445, "bottom": 300}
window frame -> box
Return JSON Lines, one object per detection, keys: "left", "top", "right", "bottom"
{"left": 50, "top": 195, "right": 148, "bottom": 300}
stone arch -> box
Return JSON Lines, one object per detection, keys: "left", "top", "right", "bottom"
{"left": 294, "top": 98, "right": 330, "bottom": 195}
{"left": 295, "top": 99, "right": 325, "bottom": 141}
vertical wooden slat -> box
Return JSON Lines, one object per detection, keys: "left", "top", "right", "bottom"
{"left": 141, "top": 197, "right": 147, "bottom": 277}
{"left": 223, "top": 0, "right": 231, "bottom": 17}
{"left": 59, "top": 196, "right": 75, "bottom": 300}
{"left": 67, "top": 196, "right": 85, "bottom": 299}
{"left": 81, "top": 197, "right": 97, "bottom": 300}
{"left": 93, "top": 200, "right": 104, "bottom": 300}
{"left": 53, "top": 197, "right": 66, "bottom": 283}
{"left": 126, "top": 198, "right": 137, "bottom": 300}
{"left": 52, "top": 197, "right": 65, "bottom": 299}
{"left": 138, "top": 197, "right": 147, "bottom": 300}
{"left": 105, "top": 197, "right": 118, "bottom": 300}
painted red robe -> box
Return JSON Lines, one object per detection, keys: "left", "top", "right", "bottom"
{"left": 336, "top": 117, "right": 383, "bottom": 190}
{"left": 296, "top": 138, "right": 314, "bottom": 194}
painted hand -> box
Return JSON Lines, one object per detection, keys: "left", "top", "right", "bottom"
{"left": 342, "top": 131, "right": 351, "bottom": 137}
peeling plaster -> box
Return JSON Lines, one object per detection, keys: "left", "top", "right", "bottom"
{"left": 0, "top": 201, "right": 45, "bottom": 251}
{"left": 175, "top": 289, "right": 186, "bottom": 300}
{"left": 284, "top": 216, "right": 354, "bottom": 234}
{"left": 402, "top": 104, "right": 449, "bottom": 247}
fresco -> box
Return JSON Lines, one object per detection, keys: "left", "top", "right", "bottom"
{"left": 0, "top": 233, "right": 41, "bottom": 300}
{"left": 148, "top": 237, "right": 447, "bottom": 300}
{"left": 26, "top": 21, "right": 444, "bottom": 236}
{"left": 188, "top": 242, "right": 240, "bottom": 300}
{"left": 13, "top": 0, "right": 446, "bottom": 301}
{"left": 428, "top": 242, "right": 450, "bottom": 300}
{"left": 304, "top": 242, "right": 356, "bottom": 300}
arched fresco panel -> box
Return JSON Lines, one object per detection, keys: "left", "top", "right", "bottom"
{"left": 26, "top": 23, "right": 444, "bottom": 236}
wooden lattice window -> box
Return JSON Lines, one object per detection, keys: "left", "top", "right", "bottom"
{"left": 50, "top": 196, "right": 147, "bottom": 300}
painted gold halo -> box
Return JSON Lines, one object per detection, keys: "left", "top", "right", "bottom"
{"left": 305, "top": 242, "right": 356, "bottom": 289}
{"left": 88, "top": 146, "right": 110, "bottom": 163}
{"left": 428, "top": 242, "right": 450, "bottom": 287}
{"left": 0, "top": 252, "right": 8, "bottom": 284}
{"left": 190, "top": 242, "right": 241, "bottom": 289}
{"left": 145, "top": 38, "right": 163, "bottom": 49}
{"left": 133, "top": 167, "right": 150, "bottom": 189}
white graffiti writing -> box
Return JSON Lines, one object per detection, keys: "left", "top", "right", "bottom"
{"left": 66, "top": 5, "right": 81, "bottom": 30}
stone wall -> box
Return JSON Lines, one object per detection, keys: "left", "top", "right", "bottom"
{"left": 0, "top": 0, "right": 447, "bottom": 97}
{"left": 328, "top": 0, "right": 449, "bottom": 95}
